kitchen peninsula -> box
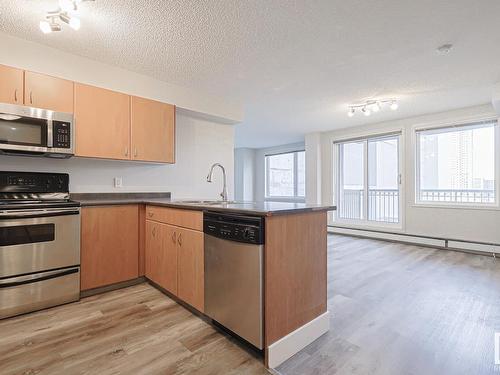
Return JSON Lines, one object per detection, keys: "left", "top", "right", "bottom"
{"left": 73, "top": 193, "right": 335, "bottom": 368}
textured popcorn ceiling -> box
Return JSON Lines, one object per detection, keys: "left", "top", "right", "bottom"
{"left": 1, "top": 0, "right": 500, "bottom": 147}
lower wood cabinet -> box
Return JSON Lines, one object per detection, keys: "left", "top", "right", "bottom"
{"left": 145, "top": 213, "right": 204, "bottom": 312}
{"left": 145, "top": 221, "right": 178, "bottom": 294}
{"left": 177, "top": 227, "right": 204, "bottom": 312}
{"left": 81, "top": 205, "right": 139, "bottom": 291}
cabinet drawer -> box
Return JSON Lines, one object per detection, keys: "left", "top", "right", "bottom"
{"left": 146, "top": 206, "right": 202, "bottom": 231}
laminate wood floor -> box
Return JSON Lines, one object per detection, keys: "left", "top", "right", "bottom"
{"left": 0, "top": 283, "right": 269, "bottom": 375}
{"left": 2, "top": 235, "right": 499, "bottom": 375}
{"left": 277, "top": 234, "right": 500, "bottom": 375}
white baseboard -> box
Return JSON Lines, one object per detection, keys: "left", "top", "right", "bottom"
{"left": 330, "top": 227, "right": 446, "bottom": 247}
{"left": 267, "top": 311, "right": 330, "bottom": 369}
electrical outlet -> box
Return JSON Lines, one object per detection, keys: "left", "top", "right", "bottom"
{"left": 114, "top": 177, "right": 123, "bottom": 188}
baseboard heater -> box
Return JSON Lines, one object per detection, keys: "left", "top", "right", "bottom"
{"left": 329, "top": 226, "right": 500, "bottom": 256}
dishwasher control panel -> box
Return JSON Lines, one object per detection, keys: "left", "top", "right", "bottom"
{"left": 203, "top": 211, "right": 264, "bottom": 245}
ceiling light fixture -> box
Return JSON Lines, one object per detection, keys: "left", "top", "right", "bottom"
{"left": 39, "top": 0, "right": 94, "bottom": 33}
{"left": 347, "top": 99, "right": 399, "bottom": 118}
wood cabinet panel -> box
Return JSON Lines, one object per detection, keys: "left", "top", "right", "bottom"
{"left": 145, "top": 206, "right": 203, "bottom": 231}
{"left": 81, "top": 205, "right": 139, "bottom": 291}
{"left": 177, "top": 227, "right": 204, "bottom": 312}
{"left": 264, "top": 211, "right": 327, "bottom": 345}
{"left": 145, "top": 221, "right": 178, "bottom": 294}
{"left": 74, "top": 83, "right": 130, "bottom": 160}
{"left": 0, "top": 64, "right": 23, "bottom": 105}
{"left": 131, "top": 96, "right": 175, "bottom": 163}
{"left": 24, "top": 71, "right": 73, "bottom": 112}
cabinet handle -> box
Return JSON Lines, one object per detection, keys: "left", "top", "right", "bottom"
{"left": 29, "top": 91, "right": 33, "bottom": 104}
{"left": 172, "top": 231, "right": 176, "bottom": 243}
{"left": 152, "top": 227, "right": 156, "bottom": 237}
{"left": 148, "top": 212, "right": 153, "bottom": 218}
{"left": 134, "top": 148, "right": 138, "bottom": 157}
{"left": 14, "top": 89, "right": 17, "bottom": 102}
{"left": 177, "top": 233, "right": 182, "bottom": 247}
{"left": 125, "top": 147, "right": 129, "bottom": 157}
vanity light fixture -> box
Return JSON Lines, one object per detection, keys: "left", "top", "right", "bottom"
{"left": 347, "top": 99, "right": 399, "bottom": 117}
{"left": 39, "top": 0, "right": 93, "bottom": 33}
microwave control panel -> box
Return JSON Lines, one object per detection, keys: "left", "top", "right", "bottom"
{"left": 53, "top": 121, "right": 71, "bottom": 149}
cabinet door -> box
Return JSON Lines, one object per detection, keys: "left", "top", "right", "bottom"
{"left": 131, "top": 96, "right": 175, "bottom": 163}
{"left": 145, "top": 221, "right": 178, "bottom": 294}
{"left": 177, "top": 227, "right": 204, "bottom": 312}
{"left": 81, "top": 205, "right": 139, "bottom": 290}
{"left": 24, "top": 71, "right": 73, "bottom": 112}
{"left": 0, "top": 65, "right": 23, "bottom": 105}
{"left": 74, "top": 83, "right": 130, "bottom": 160}
{"left": 145, "top": 220, "right": 163, "bottom": 285}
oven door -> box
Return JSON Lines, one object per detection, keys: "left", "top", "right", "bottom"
{"left": 0, "top": 207, "right": 80, "bottom": 278}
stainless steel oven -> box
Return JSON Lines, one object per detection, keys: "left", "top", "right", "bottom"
{"left": 0, "top": 208, "right": 80, "bottom": 277}
{"left": 0, "top": 172, "right": 81, "bottom": 319}
{"left": 0, "top": 103, "right": 73, "bottom": 158}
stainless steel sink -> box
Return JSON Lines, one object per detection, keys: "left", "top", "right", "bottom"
{"left": 177, "top": 200, "right": 238, "bottom": 205}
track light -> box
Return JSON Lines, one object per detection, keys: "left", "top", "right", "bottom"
{"left": 59, "top": 13, "right": 81, "bottom": 30}
{"left": 347, "top": 99, "right": 399, "bottom": 117}
{"left": 39, "top": 0, "right": 93, "bottom": 33}
{"left": 39, "top": 19, "right": 61, "bottom": 33}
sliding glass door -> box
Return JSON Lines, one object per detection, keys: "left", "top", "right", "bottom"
{"left": 337, "top": 134, "right": 401, "bottom": 225}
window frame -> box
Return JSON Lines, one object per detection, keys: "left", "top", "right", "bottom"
{"left": 414, "top": 120, "right": 499, "bottom": 209}
{"left": 334, "top": 133, "right": 403, "bottom": 227}
{"left": 265, "top": 150, "right": 306, "bottom": 202}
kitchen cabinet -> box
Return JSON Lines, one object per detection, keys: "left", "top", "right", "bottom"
{"left": 145, "top": 206, "right": 204, "bottom": 312}
{"left": 81, "top": 205, "right": 139, "bottom": 291}
{"left": 145, "top": 221, "right": 178, "bottom": 294}
{"left": 74, "top": 83, "right": 130, "bottom": 160}
{"left": 24, "top": 71, "right": 74, "bottom": 113}
{"left": 177, "top": 227, "right": 204, "bottom": 312}
{"left": 0, "top": 64, "right": 23, "bottom": 105}
{"left": 131, "top": 96, "right": 175, "bottom": 163}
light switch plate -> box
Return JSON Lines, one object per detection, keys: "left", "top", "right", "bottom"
{"left": 114, "top": 177, "right": 123, "bottom": 188}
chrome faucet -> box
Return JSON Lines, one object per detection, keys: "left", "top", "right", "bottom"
{"left": 206, "top": 163, "right": 228, "bottom": 201}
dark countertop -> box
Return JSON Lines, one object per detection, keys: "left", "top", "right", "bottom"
{"left": 71, "top": 193, "right": 336, "bottom": 216}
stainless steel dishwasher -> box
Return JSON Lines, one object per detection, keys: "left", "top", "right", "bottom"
{"left": 204, "top": 211, "right": 264, "bottom": 349}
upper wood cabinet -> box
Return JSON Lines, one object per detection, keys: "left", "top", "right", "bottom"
{"left": 0, "top": 65, "right": 23, "bottom": 105}
{"left": 24, "top": 71, "right": 74, "bottom": 113}
{"left": 131, "top": 96, "right": 175, "bottom": 163}
{"left": 80, "top": 205, "right": 139, "bottom": 291}
{"left": 177, "top": 227, "right": 204, "bottom": 312}
{"left": 74, "top": 83, "right": 130, "bottom": 160}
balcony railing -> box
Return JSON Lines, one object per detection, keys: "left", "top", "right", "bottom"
{"left": 338, "top": 189, "right": 399, "bottom": 223}
{"left": 419, "top": 189, "right": 495, "bottom": 204}
{"left": 338, "top": 188, "right": 496, "bottom": 223}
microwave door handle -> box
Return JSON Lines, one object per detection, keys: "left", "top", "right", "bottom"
{"left": 0, "top": 209, "right": 80, "bottom": 219}
{"left": 0, "top": 267, "right": 79, "bottom": 289}
{"left": 47, "top": 119, "right": 53, "bottom": 148}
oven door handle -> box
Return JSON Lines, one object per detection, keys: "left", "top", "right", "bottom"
{"left": 0, "top": 267, "right": 79, "bottom": 288}
{"left": 0, "top": 208, "right": 80, "bottom": 219}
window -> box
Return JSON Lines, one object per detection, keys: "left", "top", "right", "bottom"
{"left": 336, "top": 134, "right": 401, "bottom": 224}
{"left": 416, "top": 121, "right": 497, "bottom": 205}
{"left": 265, "top": 151, "right": 305, "bottom": 200}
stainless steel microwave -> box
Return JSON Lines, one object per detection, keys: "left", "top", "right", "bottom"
{"left": 0, "top": 103, "right": 74, "bottom": 158}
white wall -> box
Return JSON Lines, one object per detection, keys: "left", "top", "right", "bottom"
{"left": 0, "top": 112, "right": 234, "bottom": 199}
{"left": 234, "top": 148, "right": 256, "bottom": 201}
{"left": 0, "top": 32, "right": 243, "bottom": 123}
{"left": 309, "top": 104, "right": 500, "bottom": 244}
